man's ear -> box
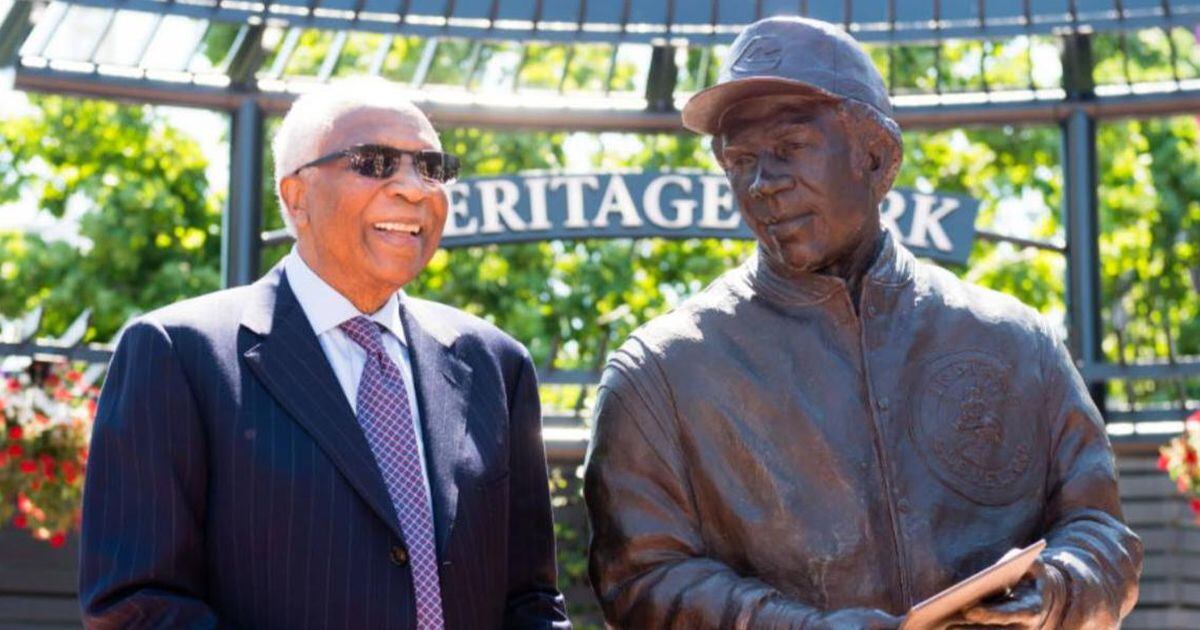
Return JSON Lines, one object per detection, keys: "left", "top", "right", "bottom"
{"left": 279, "top": 175, "right": 309, "bottom": 229}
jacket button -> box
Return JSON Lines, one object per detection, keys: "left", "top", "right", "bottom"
{"left": 876, "top": 397, "right": 890, "bottom": 411}
{"left": 390, "top": 545, "right": 409, "bottom": 566}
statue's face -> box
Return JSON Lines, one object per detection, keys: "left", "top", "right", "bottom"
{"left": 718, "top": 96, "right": 880, "bottom": 277}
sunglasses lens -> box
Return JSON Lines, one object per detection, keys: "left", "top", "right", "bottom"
{"left": 415, "top": 152, "right": 459, "bottom": 183}
{"left": 348, "top": 147, "right": 398, "bottom": 179}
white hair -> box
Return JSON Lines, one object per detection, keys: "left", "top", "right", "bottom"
{"left": 271, "top": 78, "right": 438, "bottom": 235}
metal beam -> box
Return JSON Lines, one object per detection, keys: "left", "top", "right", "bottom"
{"left": 21, "top": 65, "right": 1200, "bottom": 133}
{"left": 1081, "top": 358, "right": 1200, "bottom": 382}
{"left": 223, "top": 97, "right": 263, "bottom": 288}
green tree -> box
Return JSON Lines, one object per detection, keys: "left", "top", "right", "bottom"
{"left": 0, "top": 95, "right": 222, "bottom": 340}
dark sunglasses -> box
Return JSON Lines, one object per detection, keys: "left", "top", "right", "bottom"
{"left": 292, "top": 144, "right": 460, "bottom": 183}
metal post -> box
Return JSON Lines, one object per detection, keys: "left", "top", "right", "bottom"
{"left": 223, "top": 97, "right": 263, "bottom": 288}
{"left": 1061, "top": 34, "right": 1106, "bottom": 414}
{"left": 644, "top": 44, "right": 678, "bottom": 113}
{"left": 0, "top": 0, "right": 34, "bottom": 67}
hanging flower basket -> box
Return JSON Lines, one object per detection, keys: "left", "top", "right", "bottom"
{"left": 1158, "top": 410, "right": 1200, "bottom": 523}
{"left": 0, "top": 363, "right": 97, "bottom": 547}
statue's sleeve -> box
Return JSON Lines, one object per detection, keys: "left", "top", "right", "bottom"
{"left": 1038, "top": 324, "right": 1144, "bottom": 627}
{"left": 582, "top": 338, "right": 818, "bottom": 629}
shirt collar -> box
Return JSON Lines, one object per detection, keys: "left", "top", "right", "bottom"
{"left": 744, "top": 229, "right": 915, "bottom": 306}
{"left": 283, "top": 248, "right": 408, "bottom": 346}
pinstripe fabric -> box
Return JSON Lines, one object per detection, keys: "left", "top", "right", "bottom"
{"left": 78, "top": 265, "right": 570, "bottom": 629}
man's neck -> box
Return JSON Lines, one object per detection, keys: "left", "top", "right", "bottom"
{"left": 295, "top": 246, "right": 396, "bottom": 315}
{"left": 816, "top": 231, "right": 885, "bottom": 313}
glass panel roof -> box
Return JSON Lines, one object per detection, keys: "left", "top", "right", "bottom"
{"left": 32, "top": 0, "right": 1200, "bottom": 45}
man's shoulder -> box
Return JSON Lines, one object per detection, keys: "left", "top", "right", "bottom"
{"left": 403, "top": 295, "right": 528, "bottom": 360}
{"left": 128, "top": 282, "right": 264, "bottom": 344}
{"left": 913, "top": 261, "right": 1053, "bottom": 341}
{"left": 610, "top": 267, "right": 747, "bottom": 376}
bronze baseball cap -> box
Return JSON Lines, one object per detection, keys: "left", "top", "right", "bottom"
{"left": 681, "top": 16, "right": 893, "bottom": 135}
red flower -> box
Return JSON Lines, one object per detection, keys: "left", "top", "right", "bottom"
{"left": 1188, "top": 450, "right": 1198, "bottom": 465}
{"left": 1190, "top": 499, "right": 1200, "bottom": 514}
{"left": 43, "top": 374, "right": 59, "bottom": 388}
{"left": 65, "top": 371, "right": 81, "bottom": 383}
{"left": 19, "top": 459, "right": 37, "bottom": 474}
{"left": 1178, "top": 475, "right": 1191, "bottom": 493}
{"left": 8, "top": 443, "right": 23, "bottom": 458}
{"left": 61, "top": 461, "right": 79, "bottom": 484}
{"left": 17, "top": 494, "right": 33, "bottom": 514}
{"left": 53, "top": 388, "right": 70, "bottom": 401}
{"left": 7, "top": 425, "right": 21, "bottom": 440}
{"left": 6, "top": 378, "right": 19, "bottom": 392}
{"left": 0, "top": 452, "right": 7, "bottom": 467}
{"left": 48, "top": 532, "right": 66, "bottom": 548}
{"left": 42, "top": 459, "right": 55, "bottom": 479}
{"left": 1158, "top": 452, "right": 1170, "bottom": 471}
{"left": 34, "top": 413, "right": 49, "bottom": 425}
{"left": 12, "top": 515, "right": 27, "bottom": 529}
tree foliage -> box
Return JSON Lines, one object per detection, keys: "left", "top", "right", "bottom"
{"left": 0, "top": 96, "right": 221, "bottom": 340}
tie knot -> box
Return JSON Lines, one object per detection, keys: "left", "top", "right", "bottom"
{"left": 339, "top": 316, "right": 386, "bottom": 355}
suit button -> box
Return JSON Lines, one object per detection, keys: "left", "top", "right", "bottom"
{"left": 390, "top": 545, "right": 409, "bottom": 567}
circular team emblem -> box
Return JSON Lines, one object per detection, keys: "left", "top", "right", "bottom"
{"left": 910, "top": 351, "right": 1042, "bottom": 506}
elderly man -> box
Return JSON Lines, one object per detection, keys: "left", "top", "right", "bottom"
{"left": 584, "top": 17, "right": 1141, "bottom": 630}
{"left": 79, "top": 80, "right": 569, "bottom": 629}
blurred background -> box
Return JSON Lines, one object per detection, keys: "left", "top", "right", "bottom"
{"left": 1, "top": 1, "right": 1199, "bottom": 627}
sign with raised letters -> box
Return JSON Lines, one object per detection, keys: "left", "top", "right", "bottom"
{"left": 441, "top": 172, "right": 980, "bottom": 264}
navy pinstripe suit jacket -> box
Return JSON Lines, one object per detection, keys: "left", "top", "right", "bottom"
{"left": 79, "top": 266, "right": 570, "bottom": 629}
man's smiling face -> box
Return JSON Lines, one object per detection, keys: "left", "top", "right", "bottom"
{"left": 718, "top": 95, "right": 880, "bottom": 278}
{"left": 284, "top": 105, "right": 449, "bottom": 305}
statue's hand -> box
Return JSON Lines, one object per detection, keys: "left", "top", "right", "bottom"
{"left": 945, "top": 557, "right": 1065, "bottom": 629}
{"left": 809, "top": 607, "right": 902, "bottom": 630}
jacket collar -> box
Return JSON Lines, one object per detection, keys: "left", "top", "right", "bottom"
{"left": 744, "top": 229, "right": 916, "bottom": 306}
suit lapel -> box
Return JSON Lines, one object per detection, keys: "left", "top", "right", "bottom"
{"left": 400, "top": 297, "right": 472, "bottom": 557}
{"left": 240, "top": 268, "right": 405, "bottom": 542}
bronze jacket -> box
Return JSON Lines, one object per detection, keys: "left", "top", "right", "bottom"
{"left": 584, "top": 234, "right": 1141, "bottom": 629}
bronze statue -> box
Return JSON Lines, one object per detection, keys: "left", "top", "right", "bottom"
{"left": 584, "top": 16, "right": 1141, "bottom": 629}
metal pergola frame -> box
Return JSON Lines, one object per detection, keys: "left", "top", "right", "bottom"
{"left": 2, "top": 0, "right": 1199, "bottom": 444}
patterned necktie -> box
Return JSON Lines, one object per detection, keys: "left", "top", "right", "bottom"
{"left": 339, "top": 316, "right": 445, "bottom": 630}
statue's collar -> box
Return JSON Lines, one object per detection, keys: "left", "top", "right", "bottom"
{"left": 745, "top": 230, "right": 916, "bottom": 306}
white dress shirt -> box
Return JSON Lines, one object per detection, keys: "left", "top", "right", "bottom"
{"left": 283, "top": 250, "right": 434, "bottom": 506}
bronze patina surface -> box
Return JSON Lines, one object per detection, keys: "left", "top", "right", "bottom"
{"left": 584, "top": 16, "right": 1141, "bottom": 630}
